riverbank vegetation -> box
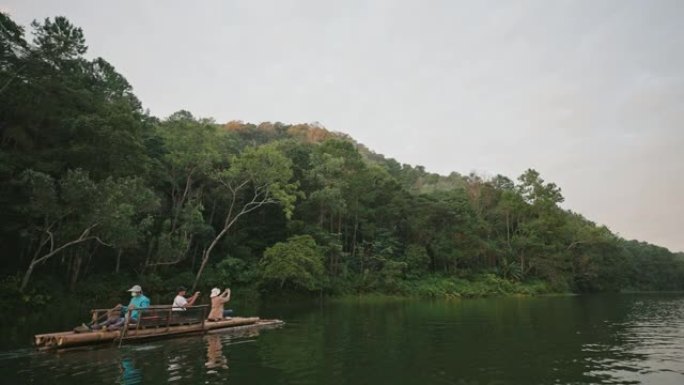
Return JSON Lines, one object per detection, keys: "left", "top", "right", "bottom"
{"left": 2, "top": 15, "right": 684, "bottom": 310}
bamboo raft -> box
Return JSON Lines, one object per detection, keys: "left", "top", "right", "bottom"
{"left": 34, "top": 305, "right": 283, "bottom": 351}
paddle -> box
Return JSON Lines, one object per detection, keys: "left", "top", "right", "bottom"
{"left": 118, "top": 308, "right": 131, "bottom": 347}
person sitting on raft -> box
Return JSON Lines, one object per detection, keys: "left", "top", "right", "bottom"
{"left": 172, "top": 286, "right": 200, "bottom": 311}
{"left": 95, "top": 285, "right": 150, "bottom": 330}
{"left": 207, "top": 288, "right": 233, "bottom": 321}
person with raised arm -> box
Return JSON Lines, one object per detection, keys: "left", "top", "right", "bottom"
{"left": 207, "top": 288, "right": 233, "bottom": 321}
{"left": 172, "top": 286, "right": 200, "bottom": 311}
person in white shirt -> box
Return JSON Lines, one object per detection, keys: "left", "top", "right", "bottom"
{"left": 172, "top": 286, "right": 200, "bottom": 311}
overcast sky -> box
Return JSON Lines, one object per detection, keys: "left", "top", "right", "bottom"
{"left": 4, "top": 0, "right": 684, "bottom": 251}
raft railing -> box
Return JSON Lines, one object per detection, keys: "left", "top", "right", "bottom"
{"left": 91, "top": 305, "right": 209, "bottom": 342}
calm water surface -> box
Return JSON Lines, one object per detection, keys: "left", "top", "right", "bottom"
{"left": 1, "top": 294, "right": 683, "bottom": 385}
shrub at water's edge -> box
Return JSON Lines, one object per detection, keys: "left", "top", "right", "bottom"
{"left": 330, "top": 276, "right": 552, "bottom": 302}
{"left": 406, "top": 275, "right": 551, "bottom": 299}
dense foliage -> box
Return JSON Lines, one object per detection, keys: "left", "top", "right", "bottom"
{"left": 2, "top": 15, "right": 683, "bottom": 305}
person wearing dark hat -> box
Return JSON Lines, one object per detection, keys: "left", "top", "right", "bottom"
{"left": 172, "top": 286, "right": 200, "bottom": 311}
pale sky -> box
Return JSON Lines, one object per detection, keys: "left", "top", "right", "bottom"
{"left": 5, "top": 0, "right": 684, "bottom": 252}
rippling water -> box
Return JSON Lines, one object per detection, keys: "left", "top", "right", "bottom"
{"left": 1, "top": 294, "right": 683, "bottom": 384}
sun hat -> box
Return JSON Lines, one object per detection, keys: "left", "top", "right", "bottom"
{"left": 127, "top": 285, "right": 142, "bottom": 293}
{"left": 210, "top": 288, "right": 220, "bottom": 298}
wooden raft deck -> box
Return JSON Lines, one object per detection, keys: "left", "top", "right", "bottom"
{"left": 34, "top": 317, "right": 283, "bottom": 350}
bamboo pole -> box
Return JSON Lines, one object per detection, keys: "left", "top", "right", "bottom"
{"left": 166, "top": 307, "right": 172, "bottom": 333}
{"left": 56, "top": 330, "right": 121, "bottom": 347}
{"left": 36, "top": 317, "right": 273, "bottom": 349}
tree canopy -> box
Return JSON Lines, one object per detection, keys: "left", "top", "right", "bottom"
{"left": 2, "top": 14, "right": 683, "bottom": 301}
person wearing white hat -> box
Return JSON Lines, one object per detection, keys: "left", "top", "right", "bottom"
{"left": 207, "top": 288, "right": 233, "bottom": 321}
{"left": 124, "top": 285, "right": 150, "bottom": 323}
{"left": 93, "top": 284, "right": 151, "bottom": 330}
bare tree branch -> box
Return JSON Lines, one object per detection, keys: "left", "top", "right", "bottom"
{"left": 31, "top": 224, "right": 98, "bottom": 265}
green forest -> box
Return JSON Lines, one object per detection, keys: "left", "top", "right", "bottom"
{"left": 2, "top": 15, "right": 684, "bottom": 309}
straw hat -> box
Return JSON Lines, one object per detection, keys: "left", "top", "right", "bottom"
{"left": 210, "top": 288, "right": 220, "bottom": 298}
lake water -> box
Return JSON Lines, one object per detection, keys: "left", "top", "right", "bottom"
{"left": 1, "top": 294, "right": 683, "bottom": 384}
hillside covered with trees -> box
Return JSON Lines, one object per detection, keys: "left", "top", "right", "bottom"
{"left": 2, "top": 15, "right": 683, "bottom": 307}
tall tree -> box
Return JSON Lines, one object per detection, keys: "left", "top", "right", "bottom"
{"left": 146, "top": 111, "right": 223, "bottom": 269}
{"left": 19, "top": 169, "right": 158, "bottom": 291}
{"left": 192, "top": 143, "right": 298, "bottom": 290}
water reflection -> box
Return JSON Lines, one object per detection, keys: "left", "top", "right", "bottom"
{"left": 1, "top": 295, "right": 684, "bottom": 385}
{"left": 167, "top": 345, "right": 193, "bottom": 383}
{"left": 119, "top": 357, "right": 142, "bottom": 385}
{"left": 165, "top": 330, "right": 262, "bottom": 383}
{"left": 205, "top": 335, "right": 229, "bottom": 372}
{"left": 582, "top": 295, "right": 684, "bottom": 384}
